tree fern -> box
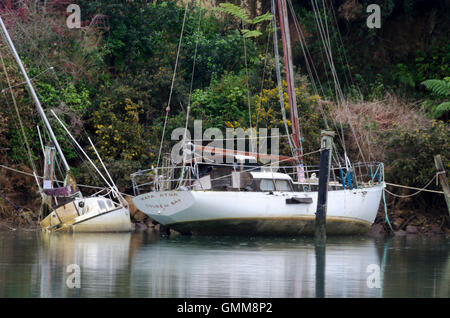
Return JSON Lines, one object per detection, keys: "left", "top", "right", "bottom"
{"left": 241, "top": 29, "right": 263, "bottom": 38}
{"left": 250, "top": 12, "right": 273, "bottom": 25}
{"left": 421, "top": 77, "right": 450, "bottom": 97}
{"left": 433, "top": 101, "right": 450, "bottom": 118}
{"left": 216, "top": 3, "right": 252, "bottom": 24}
{"left": 422, "top": 77, "right": 450, "bottom": 118}
{"left": 215, "top": 3, "right": 272, "bottom": 38}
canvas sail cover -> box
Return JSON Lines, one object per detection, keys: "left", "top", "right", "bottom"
{"left": 43, "top": 171, "right": 81, "bottom": 197}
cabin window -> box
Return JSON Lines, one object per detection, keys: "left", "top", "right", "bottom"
{"left": 260, "top": 179, "right": 275, "bottom": 191}
{"left": 98, "top": 200, "right": 107, "bottom": 211}
{"left": 275, "top": 179, "right": 293, "bottom": 192}
{"left": 107, "top": 200, "right": 114, "bottom": 208}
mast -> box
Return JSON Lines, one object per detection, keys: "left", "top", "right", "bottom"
{"left": 0, "top": 16, "right": 71, "bottom": 172}
{"left": 276, "top": 0, "right": 303, "bottom": 162}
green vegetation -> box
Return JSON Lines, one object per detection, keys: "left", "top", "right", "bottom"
{"left": 421, "top": 77, "right": 450, "bottom": 119}
{"left": 0, "top": 0, "right": 448, "bottom": 214}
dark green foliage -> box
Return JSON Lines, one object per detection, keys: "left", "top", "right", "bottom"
{"left": 215, "top": 3, "right": 272, "bottom": 38}
{"left": 381, "top": 120, "right": 449, "bottom": 208}
{"left": 421, "top": 77, "right": 450, "bottom": 119}
{"left": 291, "top": 0, "right": 449, "bottom": 105}
{"left": 422, "top": 78, "right": 450, "bottom": 97}
{"left": 190, "top": 72, "right": 250, "bottom": 127}
{"left": 0, "top": 0, "right": 448, "bottom": 211}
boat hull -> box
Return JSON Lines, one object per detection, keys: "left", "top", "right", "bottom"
{"left": 41, "top": 204, "right": 132, "bottom": 233}
{"left": 71, "top": 207, "right": 132, "bottom": 233}
{"left": 132, "top": 184, "right": 384, "bottom": 236}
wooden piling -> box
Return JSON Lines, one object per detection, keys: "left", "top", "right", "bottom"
{"left": 315, "top": 130, "right": 335, "bottom": 241}
{"left": 40, "top": 145, "right": 56, "bottom": 219}
{"left": 434, "top": 155, "right": 450, "bottom": 216}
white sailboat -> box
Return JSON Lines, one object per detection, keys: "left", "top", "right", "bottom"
{"left": 0, "top": 16, "right": 131, "bottom": 233}
{"left": 131, "top": 0, "right": 384, "bottom": 236}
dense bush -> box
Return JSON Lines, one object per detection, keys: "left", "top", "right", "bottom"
{"left": 381, "top": 120, "right": 449, "bottom": 208}
{"left": 0, "top": 0, "right": 448, "bottom": 212}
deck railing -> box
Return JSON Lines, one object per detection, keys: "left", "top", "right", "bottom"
{"left": 131, "top": 161, "right": 384, "bottom": 196}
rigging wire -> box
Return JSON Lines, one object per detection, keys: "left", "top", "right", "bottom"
{"left": 321, "top": 0, "right": 367, "bottom": 163}
{"left": 277, "top": 0, "right": 305, "bottom": 160}
{"left": 287, "top": 0, "right": 334, "bottom": 134}
{"left": 0, "top": 46, "right": 42, "bottom": 194}
{"left": 179, "top": 4, "right": 203, "bottom": 188}
{"left": 0, "top": 164, "right": 133, "bottom": 198}
{"left": 310, "top": 0, "right": 347, "bottom": 147}
{"left": 271, "top": 0, "right": 295, "bottom": 159}
{"left": 241, "top": 2, "right": 253, "bottom": 130}
{"left": 286, "top": 0, "right": 347, "bottom": 164}
{"left": 2, "top": 6, "right": 108, "bottom": 176}
{"left": 309, "top": 0, "right": 368, "bottom": 163}
{"left": 287, "top": 0, "right": 323, "bottom": 98}
{"left": 325, "top": 0, "right": 361, "bottom": 96}
{"left": 0, "top": 66, "right": 54, "bottom": 93}
{"left": 156, "top": 2, "right": 189, "bottom": 169}
{"left": 255, "top": 20, "right": 273, "bottom": 133}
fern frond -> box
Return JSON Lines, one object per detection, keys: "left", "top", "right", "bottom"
{"left": 251, "top": 12, "right": 273, "bottom": 24}
{"left": 216, "top": 3, "right": 251, "bottom": 24}
{"left": 242, "top": 29, "right": 263, "bottom": 38}
{"left": 433, "top": 101, "right": 450, "bottom": 118}
{"left": 421, "top": 79, "right": 450, "bottom": 97}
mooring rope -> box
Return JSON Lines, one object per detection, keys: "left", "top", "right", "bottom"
{"left": 0, "top": 164, "right": 136, "bottom": 200}
{"left": 0, "top": 190, "right": 20, "bottom": 210}
{"left": 0, "top": 223, "right": 16, "bottom": 231}
{"left": 385, "top": 176, "right": 444, "bottom": 197}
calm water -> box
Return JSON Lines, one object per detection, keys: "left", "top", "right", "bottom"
{"left": 0, "top": 229, "right": 448, "bottom": 298}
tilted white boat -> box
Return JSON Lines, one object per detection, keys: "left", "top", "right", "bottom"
{"left": 41, "top": 196, "right": 131, "bottom": 233}
{"left": 0, "top": 16, "right": 132, "bottom": 233}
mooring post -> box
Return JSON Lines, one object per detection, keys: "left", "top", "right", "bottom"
{"left": 434, "top": 155, "right": 450, "bottom": 218}
{"left": 40, "top": 145, "right": 56, "bottom": 219}
{"left": 315, "top": 130, "right": 335, "bottom": 241}
{"left": 314, "top": 241, "right": 326, "bottom": 298}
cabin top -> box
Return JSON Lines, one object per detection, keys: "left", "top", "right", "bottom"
{"left": 249, "top": 171, "right": 292, "bottom": 181}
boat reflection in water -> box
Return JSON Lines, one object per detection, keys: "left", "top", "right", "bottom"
{"left": 3, "top": 231, "right": 446, "bottom": 298}
{"left": 129, "top": 236, "right": 383, "bottom": 298}
{"left": 38, "top": 232, "right": 140, "bottom": 297}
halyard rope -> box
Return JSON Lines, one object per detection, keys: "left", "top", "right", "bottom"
{"left": 156, "top": 2, "right": 189, "bottom": 169}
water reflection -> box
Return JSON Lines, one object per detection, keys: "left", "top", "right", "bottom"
{"left": 315, "top": 242, "right": 325, "bottom": 298}
{"left": 380, "top": 235, "right": 449, "bottom": 298}
{"left": 37, "top": 232, "right": 139, "bottom": 297}
{"left": 128, "top": 236, "right": 382, "bottom": 297}
{"left": 0, "top": 230, "right": 448, "bottom": 297}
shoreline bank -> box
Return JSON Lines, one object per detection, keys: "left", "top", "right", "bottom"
{"left": 1, "top": 206, "right": 448, "bottom": 237}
